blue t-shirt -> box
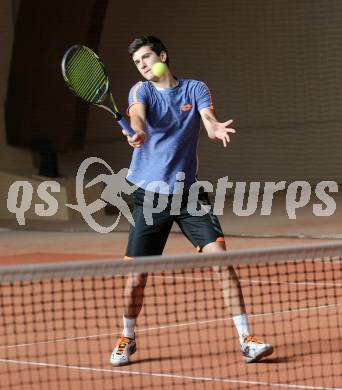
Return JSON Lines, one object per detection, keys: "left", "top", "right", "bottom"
{"left": 126, "top": 79, "right": 214, "bottom": 194}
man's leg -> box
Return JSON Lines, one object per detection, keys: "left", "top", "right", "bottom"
{"left": 109, "top": 271, "right": 148, "bottom": 366}
{"left": 124, "top": 272, "right": 148, "bottom": 318}
{"left": 122, "top": 271, "right": 149, "bottom": 337}
{"left": 203, "top": 240, "right": 273, "bottom": 363}
{"left": 203, "top": 241, "right": 246, "bottom": 317}
{"left": 110, "top": 189, "right": 174, "bottom": 366}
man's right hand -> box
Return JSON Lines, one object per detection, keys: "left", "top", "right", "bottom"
{"left": 122, "top": 130, "right": 146, "bottom": 148}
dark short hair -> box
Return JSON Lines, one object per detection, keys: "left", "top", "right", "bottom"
{"left": 128, "top": 36, "right": 169, "bottom": 65}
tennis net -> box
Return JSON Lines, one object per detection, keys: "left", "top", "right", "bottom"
{"left": 0, "top": 242, "right": 341, "bottom": 390}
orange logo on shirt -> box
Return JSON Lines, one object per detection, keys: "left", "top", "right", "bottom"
{"left": 181, "top": 104, "right": 192, "bottom": 112}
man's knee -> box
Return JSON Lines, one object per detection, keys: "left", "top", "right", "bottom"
{"left": 202, "top": 240, "right": 226, "bottom": 253}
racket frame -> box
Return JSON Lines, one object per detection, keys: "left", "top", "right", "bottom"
{"left": 61, "top": 45, "right": 135, "bottom": 136}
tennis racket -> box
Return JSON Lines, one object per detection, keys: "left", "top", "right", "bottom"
{"left": 61, "top": 44, "right": 135, "bottom": 136}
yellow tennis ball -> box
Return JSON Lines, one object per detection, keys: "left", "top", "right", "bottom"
{"left": 151, "top": 62, "right": 167, "bottom": 77}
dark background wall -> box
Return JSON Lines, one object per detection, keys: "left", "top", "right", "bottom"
{"left": 1, "top": 0, "right": 341, "bottom": 184}
{"left": 4, "top": 0, "right": 108, "bottom": 176}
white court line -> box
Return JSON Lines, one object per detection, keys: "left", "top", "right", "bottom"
{"left": 1, "top": 301, "right": 341, "bottom": 350}
{"left": 0, "top": 358, "right": 341, "bottom": 390}
{"left": 242, "top": 279, "right": 342, "bottom": 288}
{"left": 154, "top": 274, "right": 342, "bottom": 288}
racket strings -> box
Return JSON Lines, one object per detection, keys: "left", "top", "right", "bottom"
{"left": 67, "top": 50, "right": 105, "bottom": 99}
{"left": 67, "top": 51, "right": 105, "bottom": 101}
{"left": 65, "top": 48, "right": 107, "bottom": 102}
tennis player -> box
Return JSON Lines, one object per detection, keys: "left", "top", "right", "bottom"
{"left": 110, "top": 36, "right": 273, "bottom": 366}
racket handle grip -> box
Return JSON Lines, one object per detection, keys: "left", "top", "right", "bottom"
{"left": 117, "top": 116, "right": 135, "bottom": 137}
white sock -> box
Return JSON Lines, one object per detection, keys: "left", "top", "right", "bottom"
{"left": 232, "top": 314, "right": 250, "bottom": 341}
{"left": 122, "top": 315, "right": 136, "bottom": 339}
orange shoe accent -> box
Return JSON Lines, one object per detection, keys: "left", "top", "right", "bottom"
{"left": 124, "top": 256, "right": 133, "bottom": 260}
{"left": 181, "top": 104, "right": 192, "bottom": 112}
{"left": 116, "top": 336, "right": 132, "bottom": 355}
{"left": 216, "top": 236, "right": 225, "bottom": 243}
{"left": 244, "top": 335, "right": 263, "bottom": 344}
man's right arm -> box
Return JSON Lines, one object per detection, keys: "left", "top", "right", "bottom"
{"left": 123, "top": 102, "right": 147, "bottom": 148}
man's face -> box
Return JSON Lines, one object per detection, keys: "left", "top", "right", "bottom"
{"left": 132, "top": 45, "right": 165, "bottom": 81}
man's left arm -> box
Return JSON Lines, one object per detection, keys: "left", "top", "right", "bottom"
{"left": 199, "top": 108, "right": 236, "bottom": 148}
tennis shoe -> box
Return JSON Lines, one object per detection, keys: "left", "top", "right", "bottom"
{"left": 110, "top": 335, "right": 136, "bottom": 366}
{"left": 240, "top": 335, "right": 273, "bottom": 363}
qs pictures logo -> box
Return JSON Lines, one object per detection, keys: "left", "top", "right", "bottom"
{"left": 6, "top": 157, "right": 139, "bottom": 233}
{"left": 66, "top": 157, "right": 137, "bottom": 233}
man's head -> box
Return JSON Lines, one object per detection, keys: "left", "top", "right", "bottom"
{"left": 128, "top": 36, "right": 169, "bottom": 80}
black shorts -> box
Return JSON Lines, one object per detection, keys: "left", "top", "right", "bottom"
{"left": 125, "top": 186, "right": 225, "bottom": 258}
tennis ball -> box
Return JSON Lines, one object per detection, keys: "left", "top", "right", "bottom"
{"left": 151, "top": 62, "right": 167, "bottom": 77}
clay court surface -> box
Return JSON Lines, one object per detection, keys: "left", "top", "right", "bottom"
{"left": 0, "top": 226, "right": 341, "bottom": 389}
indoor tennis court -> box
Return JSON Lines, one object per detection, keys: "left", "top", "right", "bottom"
{"left": 1, "top": 0, "right": 342, "bottom": 389}
{"left": 0, "top": 232, "right": 341, "bottom": 389}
